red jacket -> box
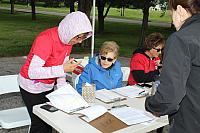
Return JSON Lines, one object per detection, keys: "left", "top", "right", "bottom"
{"left": 20, "top": 27, "right": 72, "bottom": 84}
{"left": 128, "top": 50, "right": 160, "bottom": 85}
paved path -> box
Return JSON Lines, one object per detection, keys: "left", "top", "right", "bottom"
{"left": 0, "top": 54, "right": 131, "bottom": 76}
{"left": 0, "top": 6, "right": 171, "bottom": 27}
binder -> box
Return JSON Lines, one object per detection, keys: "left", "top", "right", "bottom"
{"left": 95, "top": 89, "right": 126, "bottom": 104}
{"left": 80, "top": 112, "right": 128, "bottom": 133}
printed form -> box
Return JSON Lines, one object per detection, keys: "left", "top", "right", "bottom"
{"left": 113, "top": 85, "right": 149, "bottom": 98}
{"left": 109, "top": 106, "right": 155, "bottom": 125}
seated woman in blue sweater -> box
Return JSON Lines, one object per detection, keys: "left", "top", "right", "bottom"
{"left": 76, "top": 41, "right": 123, "bottom": 94}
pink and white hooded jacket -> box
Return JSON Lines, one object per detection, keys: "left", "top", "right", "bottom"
{"left": 18, "top": 11, "right": 92, "bottom": 94}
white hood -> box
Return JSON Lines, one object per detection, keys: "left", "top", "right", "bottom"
{"left": 58, "top": 11, "right": 92, "bottom": 44}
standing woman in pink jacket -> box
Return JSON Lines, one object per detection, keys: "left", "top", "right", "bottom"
{"left": 18, "top": 11, "right": 92, "bottom": 133}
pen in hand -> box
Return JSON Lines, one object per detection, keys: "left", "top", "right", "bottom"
{"left": 63, "top": 58, "right": 81, "bottom": 73}
{"left": 138, "top": 90, "right": 145, "bottom": 95}
{"left": 71, "top": 58, "right": 84, "bottom": 67}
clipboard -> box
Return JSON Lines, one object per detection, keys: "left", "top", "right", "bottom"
{"left": 80, "top": 112, "right": 128, "bottom": 133}
{"left": 95, "top": 89, "right": 127, "bottom": 104}
{"left": 96, "top": 97, "right": 127, "bottom": 104}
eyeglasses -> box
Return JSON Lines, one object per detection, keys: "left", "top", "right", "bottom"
{"left": 100, "top": 56, "right": 114, "bottom": 62}
{"left": 76, "top": 34, "right": 87, "bottom": 40}
{"left": 153, "top": 48, "right": 162, "bottom": 52}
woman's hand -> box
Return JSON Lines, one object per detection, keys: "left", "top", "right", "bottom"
{"left": 155, "top": 59, "right": 163, "bottom": 71}
{"left": 63, "top": 58, "right": 81, "bottom": 73}
{"left": 155, "top": 60, "right": 162, "bottom": 66}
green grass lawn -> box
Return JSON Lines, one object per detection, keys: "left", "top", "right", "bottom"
{"left": 0, "top": 2, "right": 171, "bottom": 23}
{"left": 0, "top": 6, "right": 174, "bottom": 57}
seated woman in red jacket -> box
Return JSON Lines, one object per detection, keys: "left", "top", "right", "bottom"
{"left": 128, "top": 32, "right": 165, "bottom": 85}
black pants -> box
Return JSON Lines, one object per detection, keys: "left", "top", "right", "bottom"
{"left": 157, "top": 126, "right": 164, "bottom": 133}
{"left": 156, "top": 114, "right": 175, "bottom": 133}
{"left": 20, "top": 86, "right": 54, "bottom": 133}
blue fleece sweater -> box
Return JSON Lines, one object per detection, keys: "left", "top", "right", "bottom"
{"left": 76, "top": 56, "right": 123, "bottom": 94}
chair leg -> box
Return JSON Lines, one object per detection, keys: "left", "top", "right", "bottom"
{"left": 28, "top": 125, "right": 31, "bottom": 133}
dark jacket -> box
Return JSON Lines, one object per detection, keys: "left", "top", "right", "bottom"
{"left": 145, "top": 13, "right": 200, "bottom": 133}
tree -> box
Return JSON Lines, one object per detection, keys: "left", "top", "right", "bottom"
{"left": 97, "top": 0, "right": 120, "bottom": 33}
{"left": 97, "top": 0, "right": 128, "bottom": 33}
{"left": 76, "top": 0, "right": 93, "bottom": 47}
{"left": 30, "top": 0, "right": 36, "bottom": 20}
{"left": 129, "top": 0, "right": 169, "bottom": 47}
{"left": 129, "top": 0, "right": 157, "bottom": 47}
{"left": 69, "top": 0, "right": 76, "bottom": 12}
{"left": 10, "top": 0, "right": 14, "bottom": 14}
{"left": 97, "top": 0, "right": 106, "bottom": 34}
{"left": 63, "top": 0, "right": 76, "bottom": 12}
{"left": 78, "top": 0, "right": 92, "bottom": 18}
{"left": 9, "top": 0, "right": 36, "bottom": 20}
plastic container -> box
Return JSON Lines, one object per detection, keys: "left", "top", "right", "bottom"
{"left": 82, "top": 83, "right": 96, "bottom": 103}
{"left": 150, "top": 80, "right": 160, "bottom": 96}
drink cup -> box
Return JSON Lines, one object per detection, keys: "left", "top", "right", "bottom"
{"left": 82, "top": 83, "right": 96, "bottom": 103}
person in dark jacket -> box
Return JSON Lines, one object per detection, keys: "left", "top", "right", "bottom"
{"left": 145, "top": 0, "right": 200, "bottom": 133}
{"left": 128, "top": 32, "right": 165, "bottom": 85}
{"left": 76, "top": 41, "right": 123, "bottom": 94}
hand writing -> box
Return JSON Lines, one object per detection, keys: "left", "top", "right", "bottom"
{"left": 63, "top": 58, "right": 81, "bottom": 73}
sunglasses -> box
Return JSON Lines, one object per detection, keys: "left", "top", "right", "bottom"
{"left": 100, "top": 56, "right": 114, "bottom": 62}
{"left": 153, "top": 48, "right": 162, "bottom": 52}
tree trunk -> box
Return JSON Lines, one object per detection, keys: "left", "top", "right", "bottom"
{"left": 10, "top": 0, "right": 14, "bottom": 14}
{"left": 138, "top": 3, "right": 150, "bottom": 47}
{"left": 69, "top": 0, "right": 75, "bottom": 12}
{"left": 78, "top": 0, "right": 92, "bottom": 17}
{"left": 120, "top": 0, "right": 125, "bottom": 16}
{"left": 77, "top": 0, "right": 92, "bottom": 47}
{"left": 64, "top": 0, "right": 68, "bottom": 7}
{"left": 31, "top": 0, "right": 36, "bottom": 20}
{"left": 97, "top": 0, "right": 105, "bottom": 34}
{"left": 104, "top": 0, "right": 113, "bottom": 18}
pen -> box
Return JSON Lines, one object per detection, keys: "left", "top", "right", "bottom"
{"left": 69, "top": 106, "right": 86, "bottom": 114}
{"left": 138, "top": 90, "right": 145, "bottom": 95}
{"left": 111, "top": 104, "right": 128, "bottom": 109}
{"left": 73, "top": 59, "right": 78, "bottom": 63}
{"left": 72, "top": 59, "right": 84, "bottom": 67}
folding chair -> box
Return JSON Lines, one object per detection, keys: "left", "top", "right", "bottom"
{"left": 0, "top": 75, "right": 31, "bottom": 132}
{"left": 121, "top": 67, "right": 130, "bottom": 82}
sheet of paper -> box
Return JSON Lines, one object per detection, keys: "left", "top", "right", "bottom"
{"left": 75, "top": 105, "right": 107, "bottom": 122}
{"left": 109, "top": 106, "right": 155, "bottom": 125}
{"left": 96, "top": 89, "right": 126, "bottom": 103}
{"left": 46, "top": 84, "right": 89, "bottom": 113}
{"left": 112, "top": 85, "right": 148, "bottom": 98}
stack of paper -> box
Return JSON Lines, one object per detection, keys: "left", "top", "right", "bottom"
{"left": 46, "top": 84, "right": 89, "bottom": 113}
{"left": 109, "top": 106, "right": 155, "bottom": 125}
{"left": 76, "top": 105, "right": 107, "bottom": 122}
{"left": 95, "top": 89, "right": 126, "bottom": 103}
{"left": 113, "top": 85, "right": 149, "bottom": 98}
{"left": 46, "top": 84, "right": 108, "bottom": 122}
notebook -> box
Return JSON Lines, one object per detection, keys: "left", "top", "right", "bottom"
{"left": 95, "top": 89, "right": 126, "bottom": 103}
